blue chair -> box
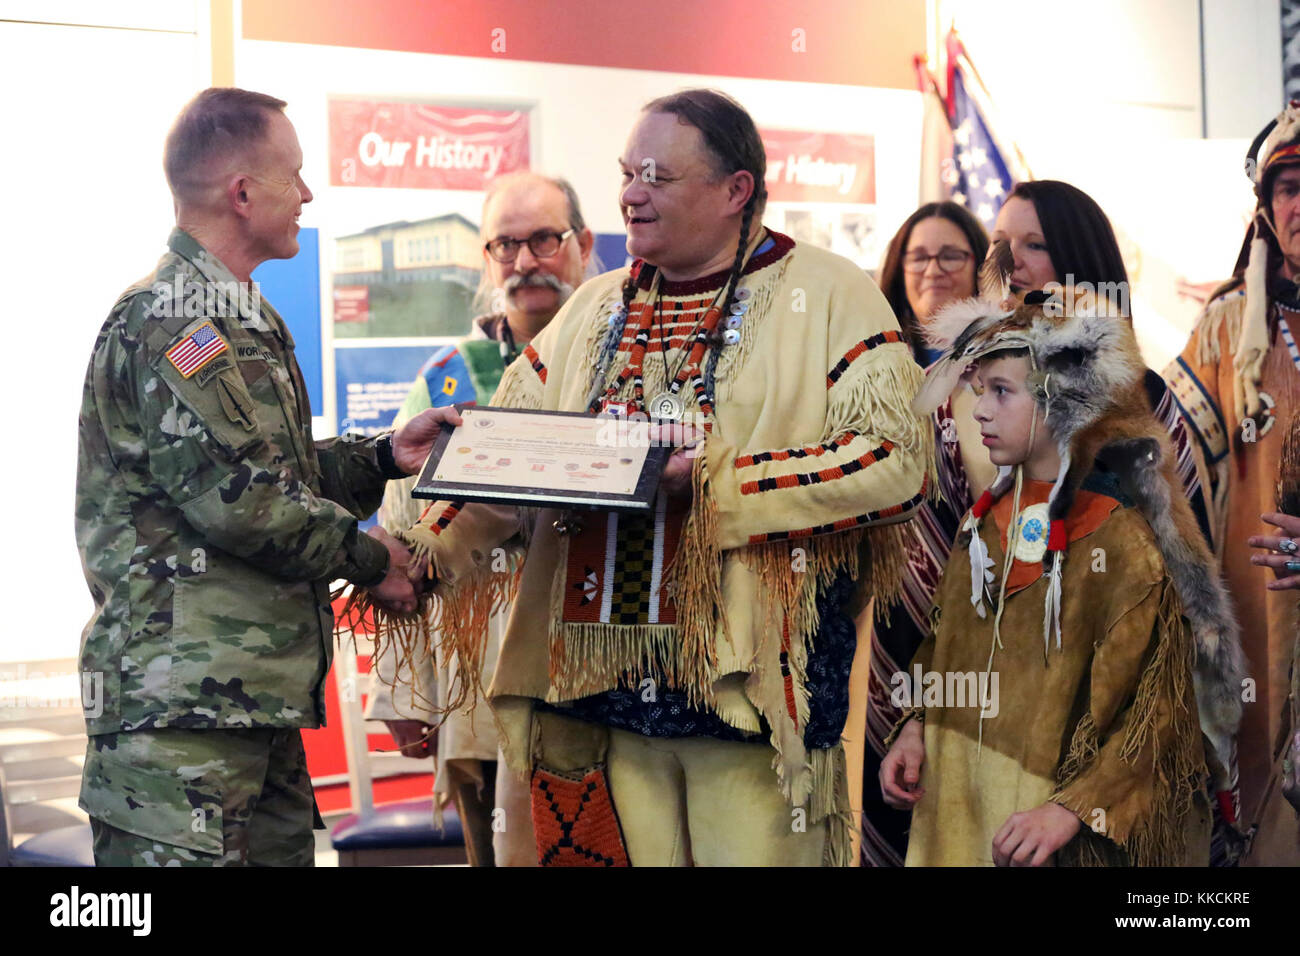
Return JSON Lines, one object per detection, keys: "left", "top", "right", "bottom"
{"left": 332, "top": 798, "right": 466, "bottom": 866}
{"left": 7, "top": 823, "right": 94, "bottom": 867}
{"left": 328, "top": 638, "right": 467, "bottom": 866}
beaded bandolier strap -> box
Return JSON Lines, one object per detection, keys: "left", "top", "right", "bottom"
{"left": 555, "top": 233, "right": 785, "bottom": 697}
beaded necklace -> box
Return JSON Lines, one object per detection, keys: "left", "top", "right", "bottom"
{"left": 585, "top": 242, "right": 760, "bottom": 421}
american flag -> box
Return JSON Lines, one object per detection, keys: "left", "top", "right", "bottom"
{"left": 941, "top": 30, "right": 1029, "bottom": 228}
{"left": 166, "top": 322, "right": 228, "bottom": 377}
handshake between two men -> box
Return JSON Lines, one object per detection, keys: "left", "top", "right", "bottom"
{"left": 363, "top": 406, "right": 464, "bottom": 616}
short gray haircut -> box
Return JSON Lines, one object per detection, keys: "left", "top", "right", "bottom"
{"left": 473, "top": 172, "right": 602, "bottom": 313}
{"left": 481, "top": 171, "right": 588, "bottom": 234}
{"left": 164, "top": 87, "right": 287, "bottom": 201}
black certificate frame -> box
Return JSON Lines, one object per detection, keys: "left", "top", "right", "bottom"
{"left": 412, "top": 405, "right": 674, "bottom": 514}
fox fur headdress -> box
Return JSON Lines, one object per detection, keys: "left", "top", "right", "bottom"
{"left": 914, "top": 246, "right": 1245, "bottom": 779}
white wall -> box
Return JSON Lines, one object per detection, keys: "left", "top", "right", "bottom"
{"left": 1204, "top": 0, "right": 1283, "bottom": 139}
{"left": 0, "top": 9, "right": 207, "bottom": 662}
{"left": 933, "top": 0, "right": 1279, "bottom": 370}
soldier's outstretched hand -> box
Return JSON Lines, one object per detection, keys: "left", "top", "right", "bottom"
{"left": 392, "top": 406, "right": 464, "bottom": 475}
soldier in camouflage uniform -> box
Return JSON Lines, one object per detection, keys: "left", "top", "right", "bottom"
{"left": 75, "top": 88, "right": 455, "bottom": 866}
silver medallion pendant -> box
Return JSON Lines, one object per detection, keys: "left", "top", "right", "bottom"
{"left": 648, "top": 391, "right": 684, "bottom": 422}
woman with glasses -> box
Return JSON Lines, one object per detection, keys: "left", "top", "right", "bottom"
{"left": 860, "top": 201, "right": 991, "bottom": 867}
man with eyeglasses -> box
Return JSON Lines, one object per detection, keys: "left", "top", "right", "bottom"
{"left": 364, "top": 170, "right": 594, "bottom": 866}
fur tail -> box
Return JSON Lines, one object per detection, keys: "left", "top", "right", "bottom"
{"left": 1115, "top": 439, "right": 1246, "bottom": 782}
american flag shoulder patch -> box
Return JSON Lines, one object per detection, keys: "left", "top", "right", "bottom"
{"left": 166, "top": 322, "right": 229, "bottom": 378}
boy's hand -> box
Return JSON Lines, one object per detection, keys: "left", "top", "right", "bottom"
{"left": 879, "top": 719, "right": 926, "bottom": 809}
{"left": 992, "top": 803, "right": 1081, "bottom": 866}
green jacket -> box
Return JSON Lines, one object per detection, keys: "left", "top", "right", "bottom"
{"left": 76, "top": 229, "right": 392, "bottom": 735}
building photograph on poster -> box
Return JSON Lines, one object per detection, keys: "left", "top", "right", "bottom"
{"left": 7, "top": 0, "right": 1295, "bottom": 920}
{"left": 327, "top": 98, "right": 533, "bottom": 341}
{"left": 332, "top": 213, "right": 481, "bottom": 339}
{"left": 322, "top": 96, "right": 535, "bottom": 436}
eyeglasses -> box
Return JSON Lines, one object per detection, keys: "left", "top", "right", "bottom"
{"left": 485, "top": 228, "right": 575, "bottom": 263}
{"left": 902, "top": 247, "right": 974, "bottom": 274}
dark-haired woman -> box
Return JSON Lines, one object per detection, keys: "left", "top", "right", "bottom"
{"left": 860, "top": 201, "right": 993, "bottom": 867}
{"left": 991, "top": 182, "right": 1216, "bottom": 527}
{"left": 989, "top": 182, "right": 1212, "bottom": 539}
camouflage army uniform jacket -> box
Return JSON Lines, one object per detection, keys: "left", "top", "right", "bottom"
{"left": 76, "top": 228, "right": 393, "bottom": 735}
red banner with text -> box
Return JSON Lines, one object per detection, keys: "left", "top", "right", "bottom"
{"left": 329, "top": 99, "right": 531, "bottom": 190}
{"left": 759, "top": 128, "right": 876, "bottom": 205}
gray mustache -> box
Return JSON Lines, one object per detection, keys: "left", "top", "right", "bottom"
{"left": 504, "top": 272, "right": 574, "bottom": 300}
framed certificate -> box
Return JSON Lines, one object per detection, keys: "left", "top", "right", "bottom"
{"left": 412, "top": 405, "right": 673, "bottom": 513}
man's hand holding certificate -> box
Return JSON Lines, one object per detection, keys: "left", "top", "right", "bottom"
{"left": 413, "top": 406, "right": 673, "bottom": 513}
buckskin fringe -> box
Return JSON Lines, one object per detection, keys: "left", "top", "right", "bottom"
{"left": 581, "top": 288, "right": 631, "bottom": 383}
{"left": 547, "top": 622, "right": 687, "bottom": 700}
{"left": 379, "top": 475, "right": 427, "bottom": 540}
{"left": 333, "top": 583, "right": 439, "bottom": 717}
{"left": 743, "top": 522, "right": 909, "bottom": 667}
{"left": 1052, "top": 578, "right": 1203, "bottom": 866}
{"left": 738, "top": 513, "right": 911, "bottom": 806}
{"left": 1193, "top": 293, "right": 1244, "bottom": 368}
{"left": 743, "top": 531, "right": 862, "bottom": 733}
{"left": 810, "top": 743, "right": 853, "bottom": 867}
{"left": 491, "top": 348, "right": 546, "bottom": 410}
{"left": 861, "top": 521, "right": 912, "bottom": 613}
{"left": 824, "top": 348, "right": 938, "bottom": 500}
{"left": 661, "top": 451, "right": 729, "bottom": 701}
{"left": 714, "top": 252, "right": 793, "bottom": 401}
{"left": 343, "top": 558, "right": 520, "bottom": 723}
